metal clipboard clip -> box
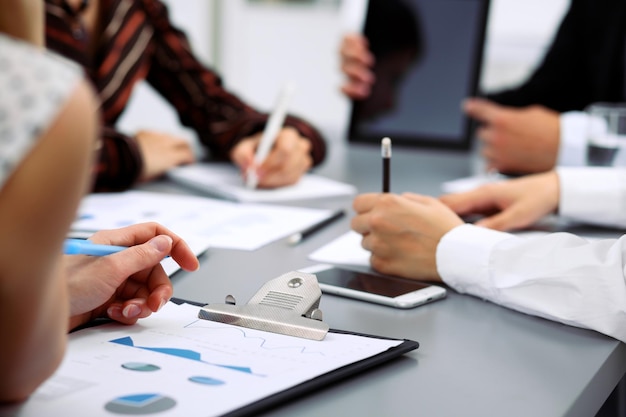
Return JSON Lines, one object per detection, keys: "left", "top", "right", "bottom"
{"left": 198, "top": 270, "right": 329, "bottom": 340}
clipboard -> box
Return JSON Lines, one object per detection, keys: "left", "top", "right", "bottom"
{"left": 176, "top": 270, "right": 419, "bottom": 416}
{"left": 12, "top": 277, "right": 418, "bottom": 417}
{"left": 170, "top": 298, "right": 418, "bottom": 417}
{"left": 222, "top": 328, "right": 418, "bottom": 417}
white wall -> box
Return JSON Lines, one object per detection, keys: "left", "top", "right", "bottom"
{"left": 118, "top": 0, "right": 570, "bottom": 145}
{"left": 216, "top": 0, "right": 348, "bottom": 139}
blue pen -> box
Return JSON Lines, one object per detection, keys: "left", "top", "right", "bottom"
{"left": 63, "top": 239, "right": 128, "bottom": 256}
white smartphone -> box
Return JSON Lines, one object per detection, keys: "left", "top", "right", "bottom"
{"left": 299, "top": 264, "right": 446, "bottom": 309}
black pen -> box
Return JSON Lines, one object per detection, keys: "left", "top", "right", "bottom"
{"left": 382, "top": 137, "right": 391, "bottom": 192}
{"left": 287, "top": 209, "right": 346, "bottom": 245}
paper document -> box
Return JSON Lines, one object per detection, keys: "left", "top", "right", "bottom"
{"left": 167, "top": 163, "right": 357, "bottom": 203}
{"left": 15, "top": 302, "right": 402, "bottom": 417}
{"left": 72, "top": 191, "right": 339, "bottom": 251}
{"left": 309, "top": 231, "right": 370, "bottom": 267}
{"left": 441, "top": 174, "right": 506, "bottom": 194}
{"left": 309, "top": 230, "right": 603, "bottom": 269}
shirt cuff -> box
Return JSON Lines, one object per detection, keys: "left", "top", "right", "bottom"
{"left": 557, "top": 167, "right": 626, "bottom": 226}
{"left": 557, "top": 111, "right": 588, "bottom": 166}
{"left": 436, "top": 224, "right": 513, "bottom": 298}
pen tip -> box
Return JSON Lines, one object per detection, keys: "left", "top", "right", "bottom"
{"left": 287, "top": 233, "right": 302, "bottom": 246}
{"left": 381, "top": 137, "right": 391, "bottom": 157}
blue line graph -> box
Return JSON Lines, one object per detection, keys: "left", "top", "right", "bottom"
{"left": 110, "top": 337, "right": 257, "bottom": 375}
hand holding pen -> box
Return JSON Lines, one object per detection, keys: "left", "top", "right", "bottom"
{"left": 230, "top": 82, "right": 315, "bottom": 189}
{"left": 64, "top": 223, "right": 199, "bottom": 330}
{"left": 246, "top": 82, "right": 295, "bottom": 189}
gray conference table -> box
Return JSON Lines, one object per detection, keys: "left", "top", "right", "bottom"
{"left": 142, "top": 141, "right": 626, "bottom": 417}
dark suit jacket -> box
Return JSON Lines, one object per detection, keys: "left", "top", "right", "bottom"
{"left": 488, "top": 0, "right": 626, "bottom": 112}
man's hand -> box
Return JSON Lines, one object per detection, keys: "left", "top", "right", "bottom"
{"left": 439, "top": 171, "right": 560, "bottom": 231}
{"left": 339, "top": 33, "right": 375, "bottom": 100}
{"left": 464, "top": 98, "right": 560, "bottom": 174}
{"left": 351, "top": 192, "right": 463, "bottom": 281}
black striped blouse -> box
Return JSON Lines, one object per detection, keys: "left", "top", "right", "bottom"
{"left": 45, "top": 0, "right": 327, "bottom": 191}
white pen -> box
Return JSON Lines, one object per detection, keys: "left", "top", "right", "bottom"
{"left": 246, "top": 82, "right": 296, "bottom": 189}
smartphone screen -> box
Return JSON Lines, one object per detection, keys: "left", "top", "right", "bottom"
{"left": 315, "top": 267, "right": 433, "bottom": 297}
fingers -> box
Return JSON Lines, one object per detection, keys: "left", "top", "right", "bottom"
{"left": 351, "top": 193, "right": 382, "bottom": 235}
{"left": 463, "top": 97, "right": 502, "bottom": 124}
{"left": 341, "top": 59, "right": 375, "bottom": 85}
{"left": 172, "top": 141, "right": 196, "bottom": 166}
{"left": 96, "top": 235, "right": 176, "bottom": 325}
{"left": 89, "top": 223, "right": 200, "bottom": 272}
{"left": 230, "top": 137, "right": 257, "bottom": 171}
{"left": 257, "top": 128, "right": 312, "bottom": 188}
{"left": 340, "top": 82, "right": 372, "bottom": 101}
{"left": 340, "top": 33, "right": 374, "bottom": 68}
{"left": 474, "top": 204, "right": 533, "bottom": 231}
{"left": 340, "top": 34, "right": 375, "bottom": 100}
{"left": 439, "top": 186, "right": 500, "bottom": 216}
{"left": 340, "top": 60, "right": 375, "bottom": 99}
{"left": 232, "top": 129, "right": 313, "bottom": 188}
{"left": 135, "top": 131, "right": 197, "bottom": 180}
{"left": 101, "top": 234, "right": 174, "bottom": 279}
{"left": 107, "top": 300, "right": 147, "bottom": 325}
{"left": 106, "top": 267, "right": 174, "bottom": 325}
{"left": 352, "top": 193, "right": 381, "bottom": 214}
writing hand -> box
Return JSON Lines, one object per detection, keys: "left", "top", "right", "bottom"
{"left": 231, "top": 127, "right": 312, "bottom": 188}
{"left": 351, "top": 192, "right": 463, "bottom": 281}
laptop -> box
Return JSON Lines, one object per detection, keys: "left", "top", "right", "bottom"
{"left": 346, "top": 0, "right": 490, "bottom": 150}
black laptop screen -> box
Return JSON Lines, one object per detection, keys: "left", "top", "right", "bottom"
{"left": 348, "top": 0, "right": 490, "bottom": 150}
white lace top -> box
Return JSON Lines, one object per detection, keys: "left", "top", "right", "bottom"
{"left": 0, "top": 34, "right": 81, "bottom": 189}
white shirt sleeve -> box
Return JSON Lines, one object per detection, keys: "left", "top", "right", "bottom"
{"left": 437, "top": 224, "right": 626, "bottom": 343}
{"left": 558, "top": 167, "right": 626, "bottom": 228}
{"left": 557, "top": 111, "right": 589, "bottom": 166}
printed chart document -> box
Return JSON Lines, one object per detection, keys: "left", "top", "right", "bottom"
{"left": 12, "top": 302, "right": 417, "bottom": 417}
{"left": 167, "top": 163, "right": 357, "bottom": 203}
{"left": 72, "top": 191, "right": 339, "bottom": 251}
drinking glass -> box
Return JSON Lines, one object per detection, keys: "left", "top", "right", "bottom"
{"left": 586, "top": 103, "right": 626, "bottom": 167}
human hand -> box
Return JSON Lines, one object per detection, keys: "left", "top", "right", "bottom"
{"left": 230, "top": 127, "right": 312, "bottom": 188}
{"left": 339, "top": 33, "right": 375, "bottom": 100}
{"left": 351, "top": 193, "right": 464, "bottom": 281}
{"left": 439, "top": 170, "right": 560, "bottom": 231}
{"left": 463, "top": 98, "right": 560, "bottom": 174}
{"left": 64, "top": 223, "right": 200, "bottom": 330}
{"left": 135, "top": 130, "right": 196, "bottom": 181}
